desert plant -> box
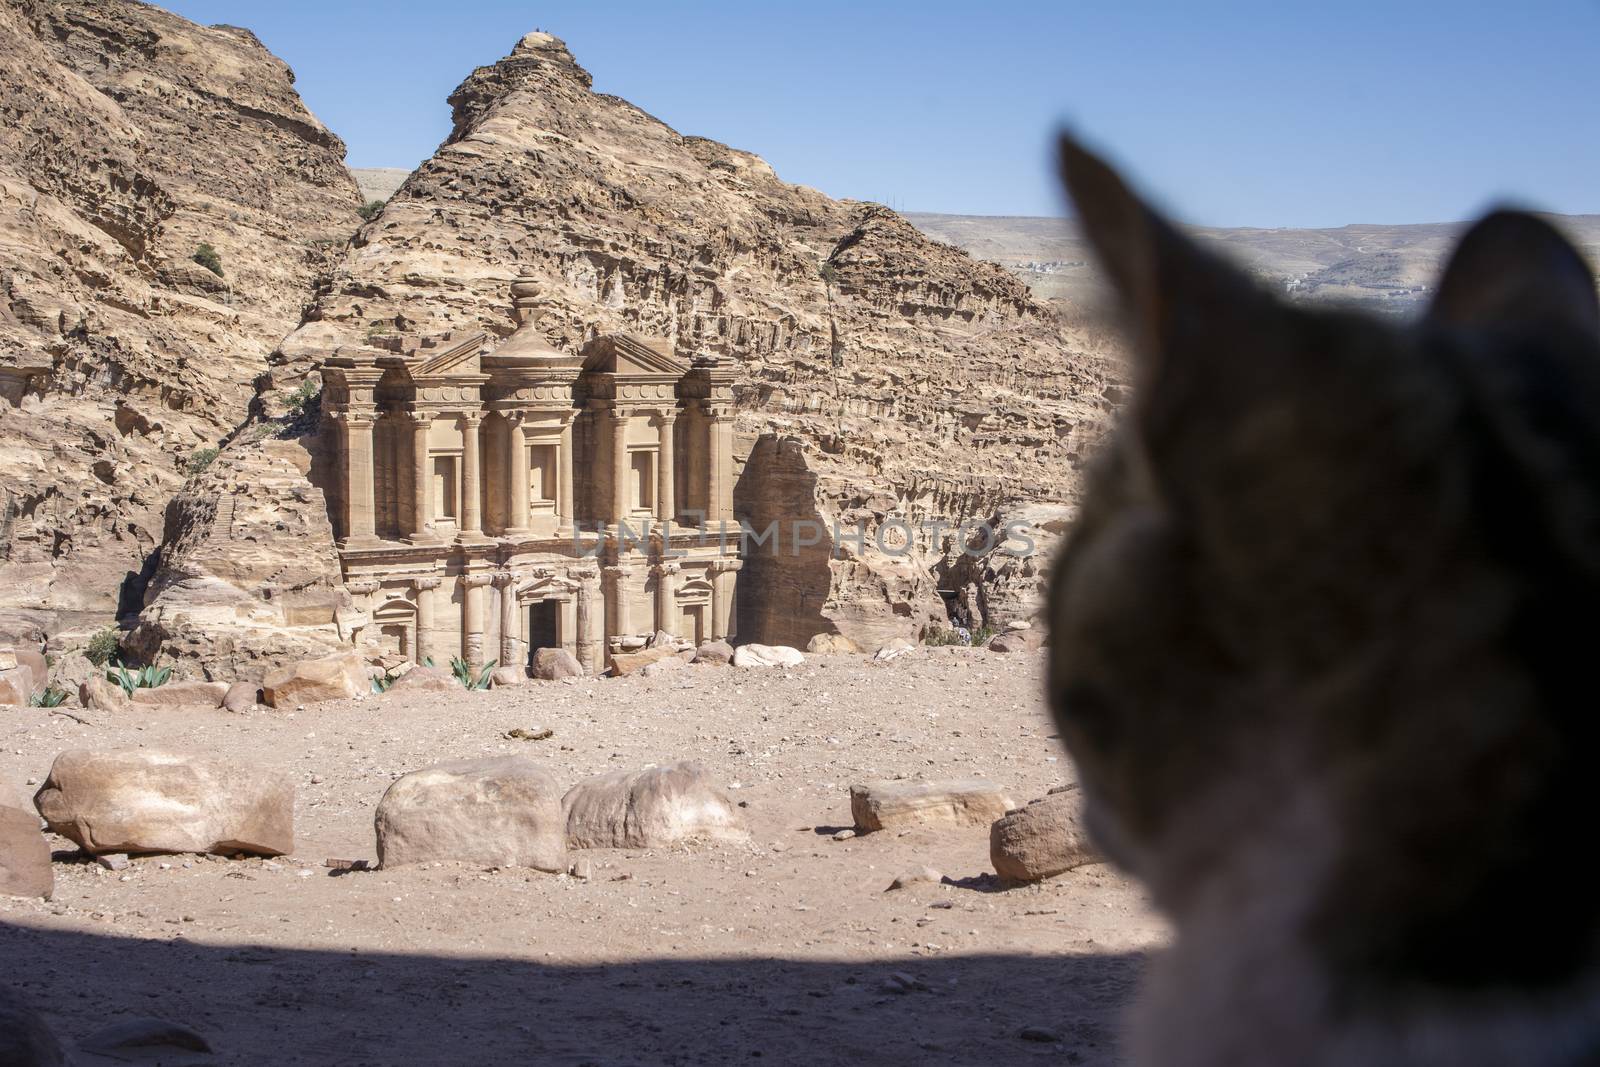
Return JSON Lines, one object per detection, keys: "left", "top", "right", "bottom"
{"left": 29, "top": 687, "right": 68, "bottom": 708}
{"left": 819, "top": 262, "right": 840, "bottom": 285}
{"left": 107, "top": 662, "right": 173, "bottom": 697}
{"left": 192, "top": 243, "right": 223, "bottom": 277}
{"left": 85, "top": 626, "right": 121, "bottom": 667}
{"left": 185, "top": 446, "right": 219, "bottom": 475}
{"left": 356, "top": 199, "right": 386, "bottom": 221}
{"left": 970, "top": 625, "right": 997, "bottom": 647}
{"left": 450, "top": 656, "right": 496, "bottom": 691}
{"left": 285, "top": 378, "right": 320, "bottom": 415}
{"left": 923, "top": 626, "right": 966, "bottom": 647}
{"left": 371, "top": 672, "right": 397, "bottom": 695}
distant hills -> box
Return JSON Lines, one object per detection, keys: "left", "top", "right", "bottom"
{"left": 906, "top": 211, "right": 1600, "bottom": 315}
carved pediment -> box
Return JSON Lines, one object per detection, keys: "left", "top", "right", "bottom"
{"left": 580, "top": 333, "right": 687, "bottom": 379}
{"left": 413, "top": 332, "right": 490, "bottom": 379}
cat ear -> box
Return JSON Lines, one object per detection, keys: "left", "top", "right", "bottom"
{"left": 1427, "top": 211, "right": 1599, "bottom": 341}
{"left": 1057, "top": 133, "right": 1285, "bottom": 458}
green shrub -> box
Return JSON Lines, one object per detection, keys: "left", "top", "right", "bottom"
{"left": 819, "top": 262, "right": 840, "bottom": 285}
{"left": 192, "top": 243, "right": 223, "bottom": 277}
{"left": 29, "top": 687, "right": 68, "bottom": 708}
{"left": 450, "top": 656, "right": 497, "bottom": 691}
{"left": 356, "top": 199, "right": 386, "bottom": 221}
{"left": 107, "top": 662, "right": 172, "bottom": 697}
{"left": 85, "top": 626, "right": 121, "bottom": 667}
{"left": 185, "top": 446, "right": 219, "bottom": 475}
{"left": 285, "top": 379, "right": 320, "bottom": 415}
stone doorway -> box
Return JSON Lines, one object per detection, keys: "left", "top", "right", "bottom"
{"left": 681, "top": 603, "right": 705, "bottom": 645}
{"left": 527, "top": 600, "right": 560, "bottom": 667}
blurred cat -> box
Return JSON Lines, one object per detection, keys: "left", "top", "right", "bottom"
{"left": 1047, "top": 135, "right": 1600, "bottom": 1065}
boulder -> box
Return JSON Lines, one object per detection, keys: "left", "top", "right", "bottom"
{"left": 130, "top": 680, "right": 229, "bottom": 707}
{"left": 610, "top": 647, "right": 680, "bottom": 676}
{"left": 987, "top": 632, "right": 1029, "bottom": 654}
{"left": 531, "top": 647, "right": 583, "bottom": 680}
{"left": 849, "top": 778, "right": 1013, "bottom": 833}
{"left": 806, "top": 633, "right": 860, "bottom": 655}
{"left": 375, "top": 756, "right": 566, "bottom": 871}
{"left": 0, "top": 664, "right": 35, "bottom": 706}
{"left": 33, "top": 749, "right": 294, "bottom": 856}
{"left": 261, "top": 648, "right": 368, "bottom": 706}
{"left": 82, "top": 1018, "right": 212, "bottom": 1056}
{"left": 990, "top": 787, "right": 1098, "bottom": 882}
{"left": 641, "top": 655, "right": 689, "bottom": 678}
{"left": 0, "top": 804, "right": 52, "bottom": 899}
{"left": 222, "top": 681, "right": 259, "bottom": 713}
{"left": 79, "top": 675, "right": 129, "bottom": 712}
{"left": 4, "top": 648, "right": 48, "bottom": 693}
{"left": 693, "top": 639, "right": 734, "bottom": 665}
{"left": 0, "top": 987, "right": 65, "bottom": 1067}
{"left": 564, "top": 760, "right": 747, "bottom": 850}
{"left": 383, "top": 665, "right": 459, "bottom": 695}
{"left": 489, "top": 666, "right": 526, "bottom": 688}
{"left": 1006, "top": 620, "right": 1032, "bottom": 632}
{"left": 873, "top": 638, "right": 916, "bottom": 661}
{"left": 731, "top": 643, "right": 804, "bottom": 668}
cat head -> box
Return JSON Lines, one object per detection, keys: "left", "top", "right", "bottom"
{"left": 1047, "top": 135, "right": 1600, "bottom": 981}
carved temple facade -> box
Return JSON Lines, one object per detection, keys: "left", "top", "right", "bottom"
{"left": 319, "top": 276, "right": 741, "bottom": 675}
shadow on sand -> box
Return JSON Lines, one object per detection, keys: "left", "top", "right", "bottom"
{"left": 1, "top": 921, "right": 1144, "bottom": 1065}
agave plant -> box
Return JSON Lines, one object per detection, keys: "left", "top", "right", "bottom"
{"left": 28, "top": 687, "right": 68, "bottom": 708}
{"left": 107, "top": 662, "right": 173, "bottom": 697}
{"left": 450, "top": 656, "right": 497, "bottom": 691}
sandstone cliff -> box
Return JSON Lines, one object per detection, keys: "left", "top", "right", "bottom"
{"left": 252, "top": 32, "right": 1118, "bottom": 650}
{"left": 0, "top": 0, "right": 362, "bottom": 654}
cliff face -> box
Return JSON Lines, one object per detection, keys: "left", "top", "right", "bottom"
{"left": 268, "top": 32, "right": 1118, "bottom": 648}
{"left": 0, "top": 0, "right": 361, "bottom": 647}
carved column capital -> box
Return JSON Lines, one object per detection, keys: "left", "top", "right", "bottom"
{"left": 345, "top": 577, "right": 380, "bottom": 596}
{"left": 412, "top": 576, "right": 442, "bottom": 592}
{"left": 459, "top": 411, "right": 483, "bottom": 428}
{"left": 406, "top": 410, "right": 433, "bottom": 425}
{"left": 567, "top": 563, "right": 601, "bottom": 585}
{"left": 492, "top": 569, "right": 519, "bottom": 589}
{"left": 460, "top": 573, "right": 494, "bottom": 589}
{"left": 708, "top": 558, "right": 744, "bottom": 575}
{"left": 332, "top": 409, "right": 376, "bottom": 428}
{"left": 651, "top": 561, "right": 681, "bottom": 578}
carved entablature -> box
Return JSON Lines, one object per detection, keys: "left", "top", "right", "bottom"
{"left": 679, "top": 353, "right": 737, "bottom": 407}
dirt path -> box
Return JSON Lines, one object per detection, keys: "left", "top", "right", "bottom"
{"left": 1, "top": 647, "right": 1166, "bottom": 1065}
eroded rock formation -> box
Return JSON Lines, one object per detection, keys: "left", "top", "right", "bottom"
{"left": 23, "top": 18, "right": 1115, "bottom": 674}
{"left": 254, "top": 31, "right": 1116, "bottom": 651}
{"left": 0, "top": 0, "right": 361, "bottom": 651}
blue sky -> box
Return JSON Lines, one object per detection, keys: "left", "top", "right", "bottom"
{"left": 163, "top": 1, "right": 1600, "bottom": 228}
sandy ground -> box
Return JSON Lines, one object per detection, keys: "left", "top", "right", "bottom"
{"left": 1, "top": 646, "right": 1166, "bottom": 1065}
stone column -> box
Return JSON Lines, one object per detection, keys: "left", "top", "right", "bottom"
{"left": 342, "top": 412, "right": 379, "bottom": 543}
{"left": 460, "top": 412, "right": 483, "bottom": 538}
{"left": 504, "top": 413, "right": 529, "bottom": 536}
{"left": 653, "top": 562, "right": 678, "bottom": 636}
{"left": 407, "top": 411, "right": 432, "bottom": 541}
{"left": 710, "top": 559, "right": 742, "bottom": 641}
{"left": 610, "top": 408, "right": 630, "bottom": 529}
{"left": 606, "top": 563, "right": 633, "bottom": 640}
{"left": 557, "top": 414, "right": 576, "bottom": 535}
{"left": 412, "top": 577, "right": 440, "bottom": 665}
{"left": 575, "top": 571, "right": 601, "bottom": 675}
{"left": 496, "top": 571, "right": 520, "bottom": 669}
{"left": 461, "top": 573, "right": 492, "bottom": 671}
{"left": 655, "top": 412, "right": 676, "bottom": 526}
{"left": 711, "top": 407, "right": 734, "bottom": 523}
